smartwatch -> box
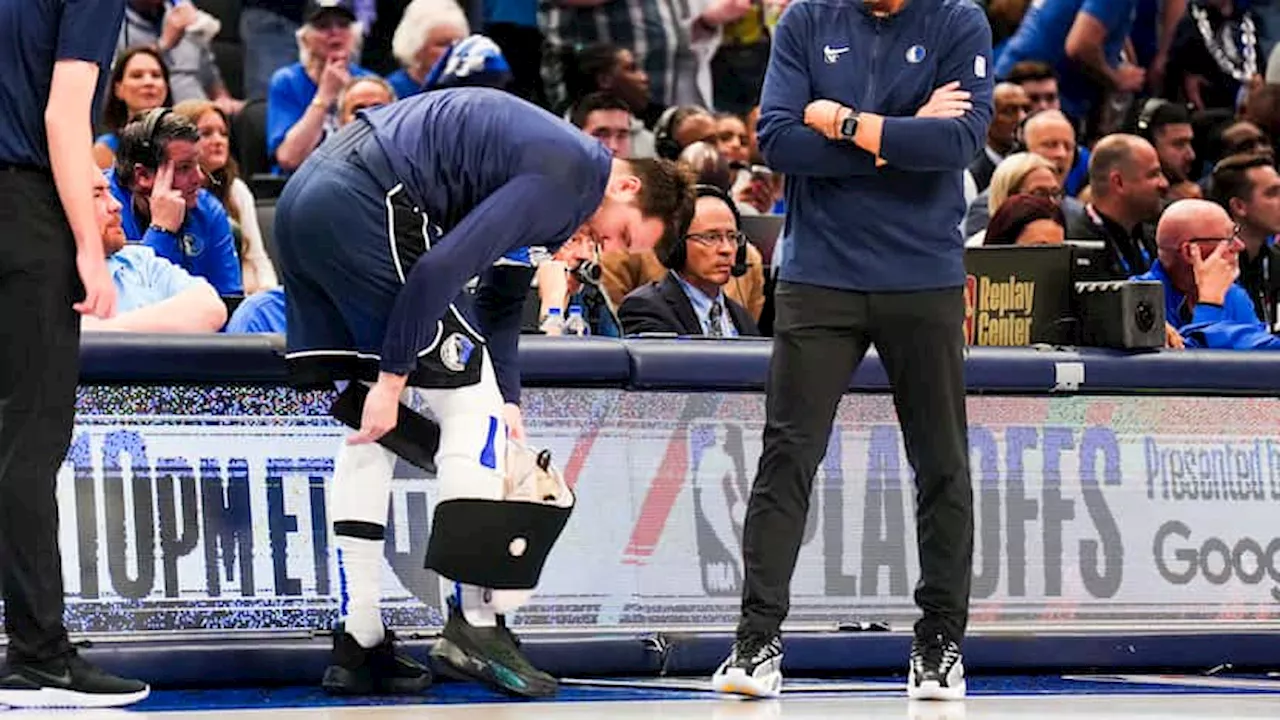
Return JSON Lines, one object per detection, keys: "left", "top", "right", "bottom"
{"left": 839, "top": 111, "right": 860, "bottom": 140}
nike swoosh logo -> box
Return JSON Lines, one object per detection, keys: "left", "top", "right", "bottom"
{"left": 19, "top": 666, "right": 72, "bottom": 687}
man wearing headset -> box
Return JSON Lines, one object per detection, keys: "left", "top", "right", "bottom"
{"left": 108, "top": 108, "right": 244, "bottom": 295}
{"left": 618, "top": 185, "right": 760, "bottom": 336}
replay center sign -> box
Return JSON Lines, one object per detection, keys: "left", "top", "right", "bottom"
{"left": 18, "top": 385, "right": 1280, "bottom": 635}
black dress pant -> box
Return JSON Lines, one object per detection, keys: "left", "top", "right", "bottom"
{"left": 0, "top": 167, "right": 80, "bottom": 663}
{"left": 738, "top": 280, "right": 974, "bottom": 643}
{"left": 484, "top": 22, "right": 549, "bottom": 110}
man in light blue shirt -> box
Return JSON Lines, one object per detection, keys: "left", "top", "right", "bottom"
{"left": 83, "top": 171, "right": 227, "bottom": 333}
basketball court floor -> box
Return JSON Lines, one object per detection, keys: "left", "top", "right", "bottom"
{"left": 4, "top": 673, "right": 1278, "bottom": 719}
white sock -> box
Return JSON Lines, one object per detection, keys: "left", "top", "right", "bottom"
{"left": 457, "top": 583, "right": 498, "bottom": 627}
{"left": 337, "top": 538, "right": 385, "bottom": 647}
{"left": 332, "top": 438, "right": 398, "bottom": 649}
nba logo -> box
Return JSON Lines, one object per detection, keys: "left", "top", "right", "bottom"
{"left": 963, "top": 274, "right": 977, "bottom": 344}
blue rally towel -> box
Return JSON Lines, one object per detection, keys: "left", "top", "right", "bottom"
{"left": 423, "top": 34, "right": 513, "bottom": 92}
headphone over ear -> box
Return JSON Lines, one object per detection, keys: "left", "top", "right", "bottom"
{"left": 138, "top": 107, "right": 173, "bottom": 167}
{"left": 1136, "top": 97, "right": 1171, "bottom": 139}
{"left": 660, "top": 184, "right": 749, "bottom": 278}
{"left": 653, "top": 105, "right": 684, "bottom": 161}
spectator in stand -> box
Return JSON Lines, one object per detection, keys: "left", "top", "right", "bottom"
{"left": 172, "top": 100, "right": 279, "bottom": 294}
{"left": 969, "top": 83, "right": 1031, "bottom": 193}
{"left": 1003, "top": 62, "right": 1092, "bottom": 197}
{"left": 995, "top": 0, "right": 1144, "bottom": 137}
{"left": 84, "top": 171, "right": 227, "bottom": 333}
{"left": 540, "top": 0, "right": 753, "bottom": 114}
{"left": 570, "top": 92, "right": 633, "bottom": 157}
{"left": 116, "top": 0, "right": 241, "bottom": 111}
{"left": 967, "top": 152, "right": 1067, "bottom": 245}
{"left": 654, "top": 105, "right": 719, "bottom": 160}
{"left": 1181, "top": 236, "right": 1280, "bottom": 349}
{"left": 985, "top": 0, "right": 1033, "bottom": 55}
{"left": 619, "top": 186, "right": 760, "bottom": 337}
{"left": 1242, "top": 76, "right": 1280, "bottom": 141}
{"left": 110, "top": 109, "right": 243, "bottom": 295}
{"left": 1218, "top": 119, "right": 1274, "bottom": 160}
{"left": 94, "top": 46, "right": 172, "bottom": 170}
{"left": 226, "top": 286, "right": 288, "bottom": 332}
{"left": 1131, "top": 0, "right": 1189, "bottom": 97}
{"left": 338, "top": 76, "right": 397, "bottom": 126}
{"left": 713, "top": 112, "right": 751, "bottom": 167}
{"left": 679, "top": 141, "right": 736, "bottom": 192}
{"left": 1065, "top": 134, "right": 1168, "bottom": 278}
{"left": 386, "top": 0, "right": 469, "bottom": 100}
{"left": 528, "top": 229, "right": 622, "bottom": 337}
{"left": 563, "top": 43, "right": 659, "bottom": 156}
{"left": 1209, "top": 152, "right": 1280, "bottom": 327}
{"left": 1004, "top": 61, "right": 1062, "bottom": 115}
{"left": 966, "top": 111, "right": 1078, "bottom": 237}
{"left": 983, "top": 194, "right": 1067, "bottom": 246}
{"left": 1133, "top": 198, "right": 1258, "bottom": 332}
{"left": 1167, "top": 0, "right": 1262, "bottom": 112}
{"left": 1135, "top": 100, "right": 1200, "bottom": 200}
{"left": 268, "top": 0, "right": 375, "bottom": 173}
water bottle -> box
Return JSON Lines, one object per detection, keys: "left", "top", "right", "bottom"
{"left": 540, "top": 307, "right": 564, "bottom": 335}
{"left": 564, "top": 304, "right": 590, "bottom": 337}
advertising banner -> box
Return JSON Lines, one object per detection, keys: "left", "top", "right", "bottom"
{"left": 40, "top": 385, "right": 1280, "bottom": 636}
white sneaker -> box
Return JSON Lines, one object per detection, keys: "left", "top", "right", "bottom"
{"left": 711, "top": 634, "right": 784, "bottom": 698}
{"left": 907, "top": 633, "right": 966, "bottom": 701}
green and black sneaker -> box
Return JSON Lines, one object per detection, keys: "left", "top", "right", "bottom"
{"left": 430, "top": 597, "right": 558, "bottom": 698}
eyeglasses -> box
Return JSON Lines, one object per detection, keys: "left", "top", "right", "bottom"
{"left": 1186, "top": 226, "right": 1243, "bottom": 246}
{"left": 1025, "top": 187, "right": 1064, "bottom": 202}
{"left": 686, "top": 230, "right": 746, "bottom": 247}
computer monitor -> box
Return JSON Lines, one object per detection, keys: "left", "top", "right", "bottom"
{"left": 1066, "top": 240, "right": 1116, "bottom": 282}
{"left": 963, "top": 245, "right": 1077, "bottom": 346}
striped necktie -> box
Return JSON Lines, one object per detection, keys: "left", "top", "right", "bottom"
{"left": 707, "top": 300, "right": 724, "bottom": 337}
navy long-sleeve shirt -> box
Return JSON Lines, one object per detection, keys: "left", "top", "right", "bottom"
{"left": 361, "top": 88, "right": 613, "bottom": 402}
{"left": 758, "top": 0, "right": 994, "bottom": 292}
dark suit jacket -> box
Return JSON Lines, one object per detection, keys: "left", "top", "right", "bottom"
{"left": 968, "top": 150, "right": 998, "bottom": 193}
{"left": 618, "top": 273, "right": 760, "bottom": 337}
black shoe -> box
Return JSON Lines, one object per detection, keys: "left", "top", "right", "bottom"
{"left": 321, "top": 624, "right": 433, "bottom": 696}
{"left": 711, "top": 632, "right": 784, "bottom": 698}
{"left": 0, "top": 653, "right": 149, "bottom": 708}
{"left": 429, "top": 597, "right": 557, "bottom": 698}
{"left": 907, "top": 632, "right": 966, "bottom": 701}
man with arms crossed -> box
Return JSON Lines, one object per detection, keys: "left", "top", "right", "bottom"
{"left": 711, "top": 0, "right": 993, "bottom": 702}
{"left": 0, "top": 0, "right": 150, "bottom": 707}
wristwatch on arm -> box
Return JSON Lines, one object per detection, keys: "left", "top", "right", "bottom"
{"left": 839, "top": 110, "right": 860, "bottom": 141}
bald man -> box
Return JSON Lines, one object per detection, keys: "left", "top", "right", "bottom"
{"left": 1131, "top": 199, "right": 1259, "bottom": 335}
{"left": 1064, "top": 134, "right": 1167, "bottom": 278}
{"left": 1181, "top": 240, "right": 1280, "bottom": 350}
{"left": 969, "top": 83, "right": 1031, "bottom": 192}
{"left": 964, "top": 110, "right": 1083, "bottom": 238}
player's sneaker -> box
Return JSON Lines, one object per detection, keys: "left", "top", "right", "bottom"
{"left": 711, "top": 633, "right": 784, "bottom": 698}
{"left": 321, "top": 624, "right": 433, "bottom": 696}
{"left": 430, "top": 597, "right": 557, "bottom": 698}
{"left": 0, "top": 652, "right": 150, "bottom": 708}
{"left": 907, "top": 632, "right": 965, "bottom": 701}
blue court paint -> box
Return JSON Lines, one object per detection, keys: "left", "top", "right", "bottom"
{"left": 124, "top": 675, "right": 1280, "bottom": 712}
{"left": 479, "top": 416, "right": 498, "bottom": 470}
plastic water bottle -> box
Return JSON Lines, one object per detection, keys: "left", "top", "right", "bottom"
{"left": 540, "top": 307, "right": 564, "bottom": 335}
{"left": 564, "top": 304, "right": 590, "bottom": 337}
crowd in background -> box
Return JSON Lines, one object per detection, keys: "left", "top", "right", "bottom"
{"left": 89, "top": 0, "right": 1280, "bottom": 350}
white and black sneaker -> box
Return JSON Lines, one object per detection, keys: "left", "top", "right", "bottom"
{"left": 711, "top": 634, "right": 783, "bottom": 698}
{"left": 0, "top": 653, "right": 150, "bottom": 708}
{"left": 907, "top": 632, "right": 965, "bottom": 701}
